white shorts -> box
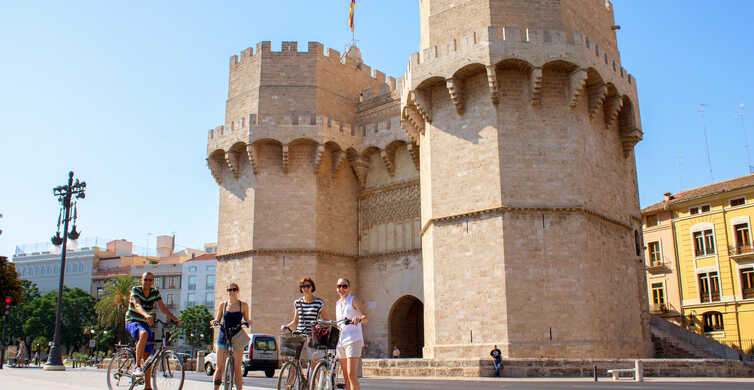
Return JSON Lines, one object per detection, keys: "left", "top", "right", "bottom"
{"left": 336, "top": 340, "right": 363, "bottom": 359}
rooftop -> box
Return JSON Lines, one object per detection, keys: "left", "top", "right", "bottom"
{"left": 642, "top": 174, "right": 754, "bottom": 214}
{"left": 184, "top": 253, "right": 216, "bottom": 262}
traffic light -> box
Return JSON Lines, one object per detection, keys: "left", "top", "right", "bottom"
{"left": 3, "top": 296, "right": 10, "bottom": 316}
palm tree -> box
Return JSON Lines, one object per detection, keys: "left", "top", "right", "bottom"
{"left": 95, "top": 276, "right": 137, "bottom": 344}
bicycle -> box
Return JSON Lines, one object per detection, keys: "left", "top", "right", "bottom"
{"left": 308, "top": 318, "right": 351, "bottom": 390}
{"left": 211, "top": 320, "right": 249, "bottom": 390}
{"left": 277, "top": 328, "right": 309, "bottom": 390}
{"left": 106, "top": 319, "right": 185, "bottom": 390}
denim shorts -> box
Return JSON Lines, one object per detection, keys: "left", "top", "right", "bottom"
{"left": 126, "top": 321, "right": 154, "bottom": 353}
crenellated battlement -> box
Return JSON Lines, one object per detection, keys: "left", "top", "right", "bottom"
{"left": 406, "top": 26, "right": 635, "bottom": 97}
{"left": 228, "top": 41, "right": 399, "bottom": 94}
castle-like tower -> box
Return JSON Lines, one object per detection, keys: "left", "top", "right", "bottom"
{"left": 207, "top": 0, "right": 652, "bottom": 359}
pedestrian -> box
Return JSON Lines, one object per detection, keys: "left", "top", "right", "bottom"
{"left": 125, "top": 272, "right": 181, "bottom": 390}
{"left": 16, "top": 338, "right": 28, "bottom": 367}
{"left": 336, "top": 277, "right": 367, "bottom": 390}
{"left": 490, "top": 345, "right": 502, "bottom": 377}
{"left": 210, "top": 282, "right": 251, "bottom": 390}
{"left": 33, "top": 351, "right": 40, "bottom": 366}
{"left": 392, "top": 345, "right": 400, "bottom": 359}
{"left": 281, "top": 276, "right": 329, "bottom": 371}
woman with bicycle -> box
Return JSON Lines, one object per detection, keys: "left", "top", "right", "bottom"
{"left": 281, "top": 277, "right": 329, "bottom": 365}
{"left": 211, "top": 282, "right": 251, "bottom": 390}
{"left": 335, "top": 278, "right": 366, "bottom": 390}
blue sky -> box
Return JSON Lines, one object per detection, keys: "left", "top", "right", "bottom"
{"left": 1, "top": 1, "right": 752, "bottom": 257}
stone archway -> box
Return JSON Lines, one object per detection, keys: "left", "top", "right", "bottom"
{"left": 388, "top": 295, "right": 424, "bottom": 358}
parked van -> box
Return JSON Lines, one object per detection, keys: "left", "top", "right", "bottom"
{"left": 204, "top": 334, "right": 278, "bottom": 378}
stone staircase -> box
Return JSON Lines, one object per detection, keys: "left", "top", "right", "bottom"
{"left": 650, "top": 315, "right": 744, "bottom": 360}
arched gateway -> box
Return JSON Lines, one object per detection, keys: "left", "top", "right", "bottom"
{"left": 388, "top": 295, "right": 424, "bottom": 358}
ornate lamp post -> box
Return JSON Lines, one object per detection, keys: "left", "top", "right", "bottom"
{"left": 44, "top": 171, "right": 86, "bottom": 371}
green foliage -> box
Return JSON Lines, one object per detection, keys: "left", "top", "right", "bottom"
{"left": 31, "top": 335, "right": 49, "bottom": 352}
{"left": 178, "top": 305, "right": 213, "bottom": 351}
{"left": 0, "top": 257, "right": 24, "bottom": 331}
{"left": 94, "top": 276, "right": 137, "bottom": 344}
{"left": 20, "top": 286, "right": 95, "bottom": 352}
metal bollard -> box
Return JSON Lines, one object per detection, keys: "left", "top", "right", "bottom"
{"left": 634, "top": 360, "right": 643, "bottom": 382}
{"left": 593, "top": 365, "right": 598, "bottom": 382}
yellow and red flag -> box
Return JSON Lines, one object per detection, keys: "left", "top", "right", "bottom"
{"left": 349, "top": 0, "right": 356, "bottom": 32}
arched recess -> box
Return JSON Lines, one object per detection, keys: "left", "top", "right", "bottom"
{"left": 388, "top": 295, "right": 424, "bottom": 358}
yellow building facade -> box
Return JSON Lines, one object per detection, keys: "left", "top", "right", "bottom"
{"left": 643, "top": 175, "right": 754, "bottom": 354}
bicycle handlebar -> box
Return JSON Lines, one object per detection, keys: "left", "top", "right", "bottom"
{"left": 314, "top": 318, "right": 353, "bottom": 326}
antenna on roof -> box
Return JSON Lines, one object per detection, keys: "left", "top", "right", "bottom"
{"left": 697, "top": 104, "right": 714, "bottom": 182}
{"left": 737, "top": 104, "right": 753, "bottom": 174}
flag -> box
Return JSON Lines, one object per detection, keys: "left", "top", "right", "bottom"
{"left": 349, "top": 0, "right": 356, "bottom": 32}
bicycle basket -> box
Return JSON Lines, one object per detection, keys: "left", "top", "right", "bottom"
{"left": 279, "top": 333, "right": 306, "bottom": 358}
{"left": 309, "top": 325, "right": 340, "bottom": 350}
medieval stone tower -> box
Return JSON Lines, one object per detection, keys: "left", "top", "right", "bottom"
{"left": 207, "top": 0, "right": 652, "bottom": 359}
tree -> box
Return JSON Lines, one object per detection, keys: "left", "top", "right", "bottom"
{"left": 0, "top": 256, "right": 24, "bottom": 343}
{"left": 22, "top": 287, "right": 95, "bottom": 354}
{"left": 94, "top": 276, "right": 137, "bottom": 345}
{"left": 178, "top": 305, "right": 213, "bottom": 357}
{"left": 4, "top": 280, "right": 40, "bottom": 343}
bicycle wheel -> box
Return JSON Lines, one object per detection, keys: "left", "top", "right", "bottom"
{"left": 309, "top": 361, "right": 334, "bottom": 390}
{"left": 151, "top": 350, "right": 185, "bottom": 390}
{"left": 224, "top": 356, "right": 235, "bottom": 390}
{"left": 106, "top": 348, "right": 135, "bottom": 390}
{"left": 277, "top": 361, "right": 301, "bottom": 390}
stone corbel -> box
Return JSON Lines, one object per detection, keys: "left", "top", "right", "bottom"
{"left": 332, "top": 150, "right": 347, "bottom": 175}
{"left": 225, "top": 150, "right": 240, "bottom": 178}
{"left": 485, "top": 65, "right": 499, "bottom": 105}
{"left": 207, "top": 158, "right": 223, "bottom": 185}
{"left": 246, "top": 144, "right": 259, "bottom": 175}
{"left": 409, "top": 90, "right": 432, "bottom": 123}
{"left": 587, "top": 83, "right": 608, "bottom": 118}
{"left": 604, "top": 96, "right": 624, "bottom": 130}
{"left": 313, "top": 144, "right": 325, "bottom": 173}
{"left": 407, "top": 143, "right": 420, "bottom": 171}
{"left": 380, "top": 149, "right": 395, "bottom": 176}
{"left": 446, "top": 77, "right": 464, "bottom": 115}
{"left": 530, "top": 67, "right": 543, "bottom": 106}
{"left": 350, "top": 156, "right": 370, "bottom": 187}
{"left": 568, "top": 69, "right": 587, "bottom": 108}
{"left": 281, "top": 144, "right": 289, "bottom": 174}
{"left": 620, "top": 128, "right": 643, "bottom": 158}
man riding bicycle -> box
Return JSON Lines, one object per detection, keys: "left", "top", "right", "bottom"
{"left": 125, "top": 272, "right": 180, "bottom": 388}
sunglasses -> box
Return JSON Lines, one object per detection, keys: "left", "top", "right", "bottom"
{"left": 301, "top": 284, "right": 313, "bottom": 289}
{"left": 144, "top": 278, "right": 154, "bottom": 282}
{"left": 336, "top": 284, "right": 349, "bottom": 289}
{"left": 227, "top": 288, "right": 239, "bottom": 292}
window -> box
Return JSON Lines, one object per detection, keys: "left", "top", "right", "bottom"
{"left": 730, "top": 197, "right": 745, "bottom": 207}
{"left": 651, "top": 283, "right": 665, "bottom": 305}
{"left": 207, "top": 265, "right": 216, "bottom": 272}
{"left": 96, "top": 287, "right": 103, "bottom": 300}
{"left": 698, "top": 272, "right": 721, "bottom": 303}
{"left": 741, "top": 267, "right": 754, "bottom": 299}
{"left": 734, "top": 223, "right": 751, "bottom": 251}
{"left": 166, "top": 294, "right": 175, "bottom": 306}
{"left": 690, "top": 205, "right": 711, "bottom": 215}
{"left": 205, "top": 292, "right": 214, "bottom": 306}
{"left": 648, "top": 241, "right": 661, "bottom": 264}
{"left": 693, "top": 229, "right": 716, "bottom": 256}
{"left": 206, "top": 275, "right": 215, "bottom": 290}
{"left": 188, "top": 266, "right": 197, "bottom": 272}
{"left": 187, "top": 293, "right": 195, "bottom": 307}
{"left": 646, "top": 214, "right": 658, "bottom": 227}
{"left": 702, "top": 312, "right": 724, "bottom": 332}
{"left": 188, "top": 275, "right": 197, "bottom": 291}
{"left": 165, "top": 275, "right": 180, "bottom": 289}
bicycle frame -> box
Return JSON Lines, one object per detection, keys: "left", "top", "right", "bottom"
{"left": 213, "top": 321, "right": 247, "bottom": 390}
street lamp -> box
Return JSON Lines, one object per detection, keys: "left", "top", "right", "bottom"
{"left": 44, "top": 171, "right": 86, "bottom": 371}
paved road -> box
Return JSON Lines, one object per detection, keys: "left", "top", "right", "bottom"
{"left": 2, "top": 366, "right": 754, "bottom": 390}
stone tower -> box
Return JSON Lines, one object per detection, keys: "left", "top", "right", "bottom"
{"left": 207, "top": 0, "right": 652, "bottom": 359}
{"left": 402, "top": 0, "right": 650, "bottom": 358}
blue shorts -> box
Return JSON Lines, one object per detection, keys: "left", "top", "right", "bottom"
{"left": 126, "top": 321, "right": 155, "bottom": 353}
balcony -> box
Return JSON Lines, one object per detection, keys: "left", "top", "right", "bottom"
{"left": 649, "top": 303, "right": 670, "bottom": 314}
{"left": 729, "top": 245, "right": 754, "bottom": 260}
{"left": 646, "top": 260, "right": 669, "bottom": 274}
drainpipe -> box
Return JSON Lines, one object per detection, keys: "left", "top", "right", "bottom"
{"left": 721, "top": 205, "right": 743, "bottom": 351}
{"left": 668, "top": 195, "right": 686, "bottom": 324}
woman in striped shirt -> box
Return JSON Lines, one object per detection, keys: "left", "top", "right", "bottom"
{"left": 281, "top": 277, "right": 329, "bottom": 363}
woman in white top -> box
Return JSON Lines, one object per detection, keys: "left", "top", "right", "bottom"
{"left": 335, "top": 278, "right": 367, "bottom": 390}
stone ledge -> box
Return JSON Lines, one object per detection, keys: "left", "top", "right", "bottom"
{"left": 362, "top": 358, "right": 754, "bottom": 378}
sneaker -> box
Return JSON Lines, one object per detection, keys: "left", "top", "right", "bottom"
{"left": 133, "top": 366, "right": 144, "bottom": 377}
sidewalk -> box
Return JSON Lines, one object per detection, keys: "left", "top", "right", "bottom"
{"left": 0, "top": 366, "right": 269, "bottom": 390}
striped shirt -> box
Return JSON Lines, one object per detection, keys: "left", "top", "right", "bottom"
{"left": 295, "top": 297, "right": 325, "bottom": 336}
{"left": 125, "top": 286, "right": 162, "bottom": 324}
